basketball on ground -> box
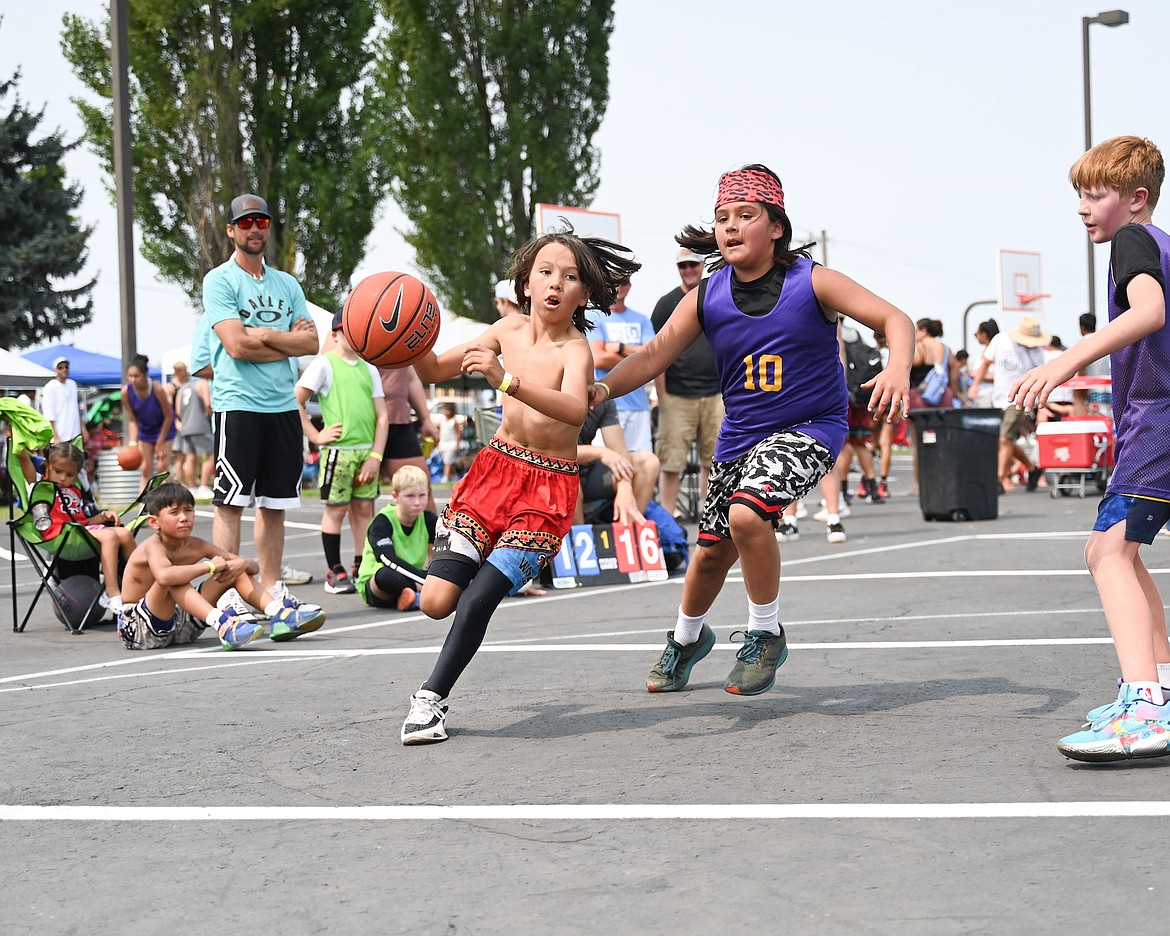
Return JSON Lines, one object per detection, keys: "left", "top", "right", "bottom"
{"left": 342, "top": 272, "right": 441, "bottom": 368}
{"left": 117, "top": 446, "right": 143, "bottom": 470}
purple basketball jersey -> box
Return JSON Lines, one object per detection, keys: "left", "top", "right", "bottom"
{"left": 1107, "top": 223, "right": 1170, "bottom": 499}
{"left": 703, "top": 259, "right": 848, "bottom": 461}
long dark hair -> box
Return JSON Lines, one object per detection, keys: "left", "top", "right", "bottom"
{"left": 509, "top": 222, "right": 642, "bottom": 333}
{"left": 677, "top": 164, "right": 814, "bottom": 274}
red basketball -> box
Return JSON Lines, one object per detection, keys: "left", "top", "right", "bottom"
{"left": 117, "top": 446, "right": 143, "bottom": 470}
{"left": 342, "top": 271, "right": 442, "bottom": 368}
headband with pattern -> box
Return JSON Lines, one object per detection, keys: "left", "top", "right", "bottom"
{"left": 715, "top": 169, "right": 785, "bottom": 212}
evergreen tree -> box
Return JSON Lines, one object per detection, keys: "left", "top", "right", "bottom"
{"left": 62, "top": 1, "right": 383, "bottom": 309}
{"left": 370, "top": 0, "right": 615, "bottom": 321}
{"left": 0, "top": 72, "right": 95, "bottom": 348}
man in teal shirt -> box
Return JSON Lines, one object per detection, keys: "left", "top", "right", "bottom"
{"left": 201, "top": 193, "right": 322, "bottom": 634}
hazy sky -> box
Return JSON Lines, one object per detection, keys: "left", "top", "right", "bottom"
{"left": 3, "top": 0, "right": 1168, "bottom": 363}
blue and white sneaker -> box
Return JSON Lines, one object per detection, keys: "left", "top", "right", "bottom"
{"left": 216, "top": 611, "right": 264, "bottom": 650}
{"left": 1058, "top": 684, "right": 1170, "bottom": 762}
{"left": 266, "top": 581, "right": 326, "bottom": 642}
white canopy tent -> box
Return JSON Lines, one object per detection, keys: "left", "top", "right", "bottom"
{"left": 0, "top": 348, "right": 56, "bottom": 391}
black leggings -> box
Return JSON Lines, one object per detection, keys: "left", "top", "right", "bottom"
{"left": 422, "top": 563, "right": 513, "bottom": 698}
{"left": 364, "top": 566, "right": 420, "bottom": 608}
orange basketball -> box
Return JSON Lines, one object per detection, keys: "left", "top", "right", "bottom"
{"left": 342, "top": 271, "right": 441, "bottom": 368}
{"left": 117, "top": 445, "right": 143, "bottom": 470}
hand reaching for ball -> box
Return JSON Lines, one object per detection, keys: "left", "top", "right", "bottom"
{"left": 461, "top": 345, "right": 503, "bottom": 387}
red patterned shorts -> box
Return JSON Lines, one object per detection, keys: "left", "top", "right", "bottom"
{"left": 437, "top": 437, "right": 578, "bottom": 588}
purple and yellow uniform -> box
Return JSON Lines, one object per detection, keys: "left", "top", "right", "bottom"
{"left": 703, "top": 257, "right": 848, "bottom": 460}
{"left": 1105, "top": 223, "right": 1170, "bottom": 501}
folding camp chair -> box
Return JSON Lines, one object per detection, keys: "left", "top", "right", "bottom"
{"left": 9, "top": 472, "right": 170, "bottom": 634}
{"left": 10, "top": 480, "right": 106, "bottom": 634}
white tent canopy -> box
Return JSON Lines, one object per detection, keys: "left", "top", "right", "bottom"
{"left": 0, "top": 347, "right": 56, "bottom": 390}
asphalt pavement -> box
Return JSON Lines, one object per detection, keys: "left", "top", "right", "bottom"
{"left": 2, "top": 462, "right": 1166, "bottom": 935}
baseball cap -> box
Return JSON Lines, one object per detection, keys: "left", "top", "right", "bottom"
{"left": 676, "top": 247, "right": 705, "bottom": 266}
{"left": 494, "top": 279, "right": 517, "bottom": 302}
{"left": 331, "top": 309, "right": 345, "bottom": 332}
{"left": 228, "top": 193, "right": 271, "bottom": 224}
{"left": 52, "top": 356, "right": 68, "bottom": 368}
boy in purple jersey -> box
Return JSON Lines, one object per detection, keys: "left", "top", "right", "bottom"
{"left": 592, "top": 164, "right": 914, "bottom": 696}
{"left": 1013, "top": 136, "right": 1170, "bottom": 762}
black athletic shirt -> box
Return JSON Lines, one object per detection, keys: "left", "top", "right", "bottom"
{"left": 1111, "top": 223, "right": 1165, "bottom": 310}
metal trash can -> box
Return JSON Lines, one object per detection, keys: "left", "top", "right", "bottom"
{"left": 95, "top": 448, "right": 142, "bottom": 508}
{"left": 909, "top": 407, "right": 1001, "bottom": 521}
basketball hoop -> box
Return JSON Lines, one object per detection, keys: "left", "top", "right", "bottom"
{"left": 1017, "top": 293, "right": 1051, "bottom": 306}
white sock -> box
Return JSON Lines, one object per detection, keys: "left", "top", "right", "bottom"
{"left": 1158, "top": 662, "right": 1170, "bottom": 687}
{"left": 264, "top": 599, "right": 284, "bottom": 616}
{"left": 205, "top": 608, "right": 223, "bottom": 628}
{"left": 826, "top": 513, "right": 840, "bottom": 525}
{"left": 673, "top": 607, "right": 706, "bottom": 645}
{"left": 748, "top": 597, "right": 781, "bottom": 635}
{"left": 1126, "top": 681, "right": 1165, "bottom": 705}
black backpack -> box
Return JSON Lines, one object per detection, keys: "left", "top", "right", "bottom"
{"left": 843, "top": 329, "right": 883, "bottom": 405}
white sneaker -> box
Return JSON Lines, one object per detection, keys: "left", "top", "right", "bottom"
{"left": 776, "top": 521, "right": 800, "bottom": 544}
{"left": 827, "top": 522, "right": 848, "bottom": 544}
{"left": 216, "top": 587, "right": 266, "bottom": 625}
{"left": 279, "top": 562, "right": 314, "bottom": 585}
{"left": 794, "top": 501, "right": 808, "bottom": 520}
{"left": 813, "top": 502, "right": 851, "bottom": 523}
{"left": 193, "top": 485, "right": 214, "bottom": 500}
{"left": 401, "top": 689, "right": 449, "bottom": 744}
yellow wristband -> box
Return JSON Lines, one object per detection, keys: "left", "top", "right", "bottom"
{"left": 205, "top": 559, "right": 216, "bottom": 575}
{"left": 498, "top": 372, "right": 513, "bottom": 395}
{"left": 368, "top": 452, "right": 383, "bottom": 461}
{"left": 595, "top": 381, "right": 612, "bottom": 399}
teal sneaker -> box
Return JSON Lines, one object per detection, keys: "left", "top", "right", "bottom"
{"left": 1058, "top": 684, "right": 1170, "bottom": 762}
{"left": 216, "top": 612, "right": 264, "bottom": 651}
{"left": 647, "top": 624, "right": 716, "bottom": 692}
{"left": 723, "top": 628, "right": 788, "bottom": 696}
{"left": 1084, "top": 678, "right": 1125, "bottom": 724}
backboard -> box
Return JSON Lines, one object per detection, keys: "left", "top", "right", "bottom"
{"left": 997, "top": 250, "right": 1047, "bottom": 312}
{"left": 536, "top": 204, "right": 621, "bottom": 243}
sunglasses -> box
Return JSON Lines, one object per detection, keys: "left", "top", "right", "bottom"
{"left": 233, "top": 216, "right": 271, "bottom": 230}
{"left": 677, "top": 262, "right": 701, "bottom": 270}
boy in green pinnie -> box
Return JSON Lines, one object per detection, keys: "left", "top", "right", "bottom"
{"left": 356, "top": 465, "right": 436, "bottom": 612}
{"left": 296, "top": 310, "right": 390, "bottom": 594}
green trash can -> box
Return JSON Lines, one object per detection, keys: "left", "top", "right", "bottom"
{"left": 909, "top": 407, "right": 1001, "bottom": 521}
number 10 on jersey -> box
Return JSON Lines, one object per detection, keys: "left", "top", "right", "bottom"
{"left": 550, "top": 521, "right": 668, "bottom": 588}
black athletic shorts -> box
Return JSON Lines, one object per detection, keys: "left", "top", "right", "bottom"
{"left": 385, "top": 423, "right": 423, "bottom": 459}
{"left": 212, "top": 409, "right": 302, "bottom": 509}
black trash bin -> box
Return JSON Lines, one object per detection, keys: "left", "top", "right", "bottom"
{"left": 909, "top": 407, "right": 1001, "bottom": 521}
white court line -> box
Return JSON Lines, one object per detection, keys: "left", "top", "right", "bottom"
{"left": 0, "top": 637, "right": 1116, "bottom": 693}
{"left": 3, "top": 802, "right": 1169, "bottom": 821}
{"left": 0, "top": 602, "right": 1114, "bottom": 686}
{"left": 493, "top": 607, "right": 1109, "bottom": 643}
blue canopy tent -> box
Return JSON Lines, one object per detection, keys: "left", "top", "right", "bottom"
{"left": 22, "top": 344, "right": 161, "bottom": 386}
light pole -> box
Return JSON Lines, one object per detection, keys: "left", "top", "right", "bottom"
{"left": 1081, "top": 8, "right": 1129, "bottom": 319}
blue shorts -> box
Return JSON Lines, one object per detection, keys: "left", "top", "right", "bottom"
{"left": 1093, "top": 493, "right": 1170, "bottom": 545}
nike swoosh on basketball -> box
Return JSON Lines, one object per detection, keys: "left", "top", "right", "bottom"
{"left": 379, "top": 289, "right": 403, "bottom": 333}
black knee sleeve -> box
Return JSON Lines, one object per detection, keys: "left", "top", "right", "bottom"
{"left": 423, "top": 564, "right": 514, "bottom": 698}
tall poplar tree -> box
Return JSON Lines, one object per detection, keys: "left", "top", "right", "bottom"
{"left": 370, "top": 0, "right": 614, "bottom": 321}
{"left": 0, "top": 72, "right": 95, "bottom": 348}
{"left": 61, "top": 1, "right": 382, "bottom": 309}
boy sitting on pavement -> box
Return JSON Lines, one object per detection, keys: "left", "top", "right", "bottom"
{"left": 356, "top": 465, "right": 437, "bottom": 612}
{"left": 117, "top": 482, "right": 325, "bottom": 650}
